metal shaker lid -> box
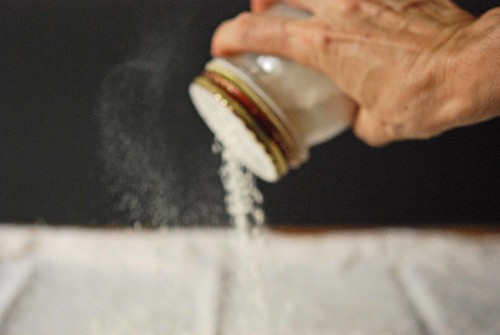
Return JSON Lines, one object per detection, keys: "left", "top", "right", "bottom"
{"left": 189, "top": 75, "right": 286, "bottom": 182}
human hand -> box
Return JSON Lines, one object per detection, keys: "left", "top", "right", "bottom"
{"left": 212, "top": 0, "right": 500, "bottom": 146}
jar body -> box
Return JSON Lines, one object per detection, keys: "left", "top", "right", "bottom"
{"left": 189, "top": 4, "right": 357, "bottom": 182}
{"left": 225, "top": 54, "right": 356, "bottom": 148}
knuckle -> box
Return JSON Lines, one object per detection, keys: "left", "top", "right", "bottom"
{"left": 362, "top": 134, "right": 387, "bottom": 147}
{"left": 306, "top": 21, "right": 336, "bottom": 55}
{"left": 231, "top": 12, "right": 257, "bottom": 42}
{"left": 385, "top": 123, "right": 406, "bottom": 139}
{"left": 337, "top": 0, "right": 361, "bottom": 15}
{"left": 279, "top": 19, "right": 295, "bottom": 48}
{"left": 353, "top": 121, "right": 385, "bottom": 147}
{"left": 316, "top": 31, "right": 336, "bottom": 53}
{"left": 352, "top": 119, "right": 367, "bottom": 139}
{"left": 392, "top": 119, "right": 438, "bottom": 140}
{"left": 234, "top": 12, "right": 253, "bottom": 28}
{"left": 414, "top": 121, "right": 445, "bottom": 139}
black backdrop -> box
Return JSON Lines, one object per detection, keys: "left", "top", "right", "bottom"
{"left": 1, "top": 0, "right": 499, "bottom": 227}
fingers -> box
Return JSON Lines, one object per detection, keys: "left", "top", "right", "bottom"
{"left": 212, "top": 13, "right": 319, "bottom": 70}
{"left": 353, "top": 107, "right": 451, "bottom": 147}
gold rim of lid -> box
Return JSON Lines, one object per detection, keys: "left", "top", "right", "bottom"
{"left": 205, "top": 61, "right": 302, "bottom": 167}
{"left": 193, "top": 75, "right": 289, "bottom": 178}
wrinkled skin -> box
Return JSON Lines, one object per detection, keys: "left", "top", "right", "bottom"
{"left": 212, "top": 0, "right": 500, "bottom": 146}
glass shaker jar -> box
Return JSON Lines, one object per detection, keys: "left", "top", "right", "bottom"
{"left": 189, "top": 4, "right": 357, "bottom": 182}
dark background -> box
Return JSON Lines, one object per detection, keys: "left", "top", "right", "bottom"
{"left": 1, "top": 0, "right": 499, "bottom": 228}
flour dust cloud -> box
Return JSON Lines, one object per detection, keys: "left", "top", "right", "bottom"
{"left": 96, "top": 22, "right": 225, "bottom": 227}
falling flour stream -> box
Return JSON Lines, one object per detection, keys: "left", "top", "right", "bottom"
{"left": 213, "top": 141, "right": 271, "bottom": 334}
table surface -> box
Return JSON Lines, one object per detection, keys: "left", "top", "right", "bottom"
{"left": 0, "top": 225, "right": 499, "bottom": 335}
